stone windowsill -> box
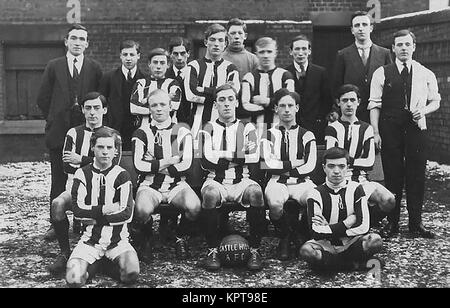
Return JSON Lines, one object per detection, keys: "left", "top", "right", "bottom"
{"left": 0, "top": 120, "right": 45, "bottom": 135}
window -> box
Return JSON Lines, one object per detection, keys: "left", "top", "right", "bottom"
{"left": 4, "top": 43, "right": 65, "bottom": 120}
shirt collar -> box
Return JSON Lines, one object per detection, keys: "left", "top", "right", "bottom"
{"left": 150, "top": 118, "right": 173, "bottom": 129}
{"left": 216, "top": 118, "right": 237, "bottom": 127}
{"left": 173, "top": 65, "right": 187, "bottom": 76}
{"left": 66, "top": 52, "right": 84, "bottom": 65}
{"left": 325, "top": 178, "right": 348, "bottom": 193}
{"left": 339, "top": 117, "right": 360, "bottom": 125}
{"left": 121, "top": 65, "right": 137, "bottom": 79}
{"left": 293, "top": 60, "right": 308, "bottom": 73}
{"left": 395, "top": 58, "right": 412, "bottom": 73}
{"left": 92, "top": 162, "right": 114, "bottom": 175}
{"left": 355, "top": 40, "right": 373, "bottom": 50}
{"left": 277, "top": 123, "right": 298, "bottom": 131}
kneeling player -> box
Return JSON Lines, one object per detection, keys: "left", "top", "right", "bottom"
{"left": 300, "top": 147, "right": 383, "bottom": 271}
{"left": 200, "top": 84, "right": 265, "bottom": 271}
{"left": 132, "top": 89, "right": 201, "bottom": 262}
{"left": 48, "top": 92, "right": 112, "bottom": 274}
{"left": 261, "top": 89, "right": 317, "bottom": 260}
{"left": 66, "top": 127, "right": 139, "bottom": 287}
{"left": 325, "top": 84, "right": 394, "bottom": 229}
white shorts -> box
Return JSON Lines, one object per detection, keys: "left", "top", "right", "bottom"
{"left": 305, "top": 235, "right": 362, "bottom": 254}
{"left": 137, "top": 181, "right": 190, "bottom": 204}
{"left": 201, "top": 178, "right": 259, "bottom": 207}
{"left": 69, "top": 239, "right": 136, "bottom": 265}
{"left": 265, "top": 179, "right": 316, "bottom": 206}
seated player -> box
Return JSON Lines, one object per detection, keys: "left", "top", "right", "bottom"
{"left": 132, "top": 89, "right": 200, "bottom": 262}
{"left": 325, "top": 84, "right": 394, "bottom": 228}
{"left": 199, "top": 83, "right": 265, "bottom": 271}
{"left": 260, "top": 89, "right": 317, "bottom": 260}
{"left": 66, "top": 127, "right": 139, "bottom": 287}
{"left": 130, "top": 48, "right": 182, "bottom": 127}
{"left": 300, "top": 147, "right": 383, "bottom": 271}
{"left": 47, "top": 92, "right": 113, "bottom": 275}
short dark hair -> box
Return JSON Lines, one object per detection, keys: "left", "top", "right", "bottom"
{"left": 323, "top": 147, "right": 349, "bottom": 163}
{"left": 168, "top": 37, "right": 191, "bottom": 53}
{"left": 119, "top": 40, "right": 140, "bottom": 54}
{"left": 214, "top": 83, "right": 238, "bottom": 99}
{"left": 273, "top": 88, "right": 300, "bottom": 106}
{"left": 226, "top": 18, "right": 247, "bottom": 32}
{"left": 351, "top": 11, "right": 371, "bottom": 26}
{"left": 289, "top": 35, "right": 311, "bottom": 50}
{"left": 81, "top": 92, "right": 107, "bottom": 108}
{"left": 148, "top": 48, "right": 169, "bottom": 62}
{"left": 393, "top": 29, "right": 416, "bottom": 45}
{"left": 204, "top": 23, "right": 227, "bottom": 40}
{"left": 255, "top": 37, "right": 277, "bottom": 50}
{"left": 66, "top": 24, "right": 88, "bottom": 39}
{"left": 90, "top": 127, "right": 122, "bottom": 150}
{"left": 337, "top": 84, "right": 361, "bottom": 100}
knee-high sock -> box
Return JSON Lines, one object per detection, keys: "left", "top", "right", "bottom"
{"left": 247, "top": 207, "right": 265, "bottom": 248}
{"left": 53, "top": 217, "right": 70, "bottom": 256}
{"left": 203, "top": 208, "right": 219, "bottom": 248}
{"left": 271, "top": 212, "right": 289, "bottom": 239}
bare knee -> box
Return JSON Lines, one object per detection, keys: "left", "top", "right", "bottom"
{"left": 52, "top": 198, "right": 68, "bottom": 221}
{"left": 362, "top": 233, "right": 383, "bottom": 255}
{"left": 244, "top": 184, "right": 264, "bottom": 208}
{"left": 299, "top": 243, "right": 322, "bottom": 263}
{"left": 201, "top": 186, "right": 221, "bottom": 209}
{"left": 65, "top": 260, "right": 88, "bottom": 288}
{"left": 268, "top": 203, "right": 284, "bottom": 220}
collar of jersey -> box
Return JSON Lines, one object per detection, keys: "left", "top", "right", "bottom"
{"left": 324, "top": 179, "right": 348, "bottom": 194}
{"left": 277, "top": 124, "right": 298, "bottom": 131}
{"left": 84, "top": 125, "right": 103, "bottom": 132}
{"left": 216, "top": 119, "right": 238, "bottom": 127}
{"left": 204, "top": 57, "right": 224, "bottom": 65}
{"left": 339, "top": 118, "right": 361, "bottom": 125}
{"left": 151, "top": 118, "right": 173, "bottom": 129}
{"left": 92, "top": 163, "right": 115, "bottom": 175}
{"left": 257, "top": 67, "right": 277, "bottom": 74}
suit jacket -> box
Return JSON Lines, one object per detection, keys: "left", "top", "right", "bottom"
{"left": 285, "top": 63, "right": 332, "bottom": 143}
{"left": 98, "top": 66, "right": 145, "bottom": 131}
{"left": 166, "top": 66, "right": 191, "bottom": 125}
{"left": 333, "top": 43, "right": 392, "bottom": 122}
{"left": 36, "top": 56, "right": 102, "bottom": 150}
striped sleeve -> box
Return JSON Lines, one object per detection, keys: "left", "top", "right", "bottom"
{"left": 282, "top": 70, "right": 295, "bottom": 92}
{"left": 227, "top": 63, "right": 241, "bottom": 94}
{"left": 345, "top": 184, "right": 370, "bottom": 236}
{"left": 353, "top": 124, "right": 375, "bottom": 169}
{"left": 63, "top": 128, "right": 77, "bottom": 174}
{"left": 241, "top": 73, "right": 264, "bottom": 113}
{"left": 200, "top": 123, "right": 230, "bottom": 170}
{"left": 132, "top": 128, "right": 159, "bottom": 174}
{"left": 168, "top": 126, "right": 193, "bottom": 177}
{"left": 71, "top": 168, "right": 101, "bottom": 220}
{"left": 130, "top": 78, "right": 151, "bottom": 115}
{"left": 184, "top": 62, "right": 206, "bottom": 104}
{"left": 104, "top": 170, "right": 134, "bottom": 226}
{"left": 260, "top": 130, "right": 292, "bottom": 173}
{"left": 324, "top": 124, "right": 339, "bottom": 149}
{"left": 168, "top": 78, "right": 182, "bottom": 111}
{"left": 292, "top": 131, "right": 317, "bottom": 177}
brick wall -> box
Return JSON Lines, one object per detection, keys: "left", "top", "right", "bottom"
{"left": 379, "top": 0, "right": 430, "bottom": 18}
{"left": 373, "top": 9, "right": 450, "bottom": 163}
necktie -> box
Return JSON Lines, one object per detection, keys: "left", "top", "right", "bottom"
{"left": 177, "top": 69, "right": 182, "bottom": 80}
{"left": 401, "top": 63, "right": 410, "bottom": 109}
{"left": 98, "top": 174, "right": 106, "bottom": 206}
{"left": 127, "top": 69, "right": 132, "bottom": 82}
{"left": 280, "top": 127, "right": 289, "bottom": 161}
{"left": 299, "top": 64, "right": 306, "bottom": 78}
{"left": 360, "top": 48, "right": 368, "bottom": 66}
{"left": 73, "top": 58, "right": 79, "bottom": 79}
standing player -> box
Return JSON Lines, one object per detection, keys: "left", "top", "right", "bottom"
{"left": 223, "top": 18, "right": 259, "bottom": 81}
{"left": 300, "top": 147, "right": 383, "bottom": 271}
{"left": 261, "top": 89, "right": 317, "bottom": 260}
{"left": 241, "top": 37, "right": 295, "bottom": 138}
{"left": 47, "top": 92, "right": 110, "bottom": 275}
{"left": 325, "top": 84, "right": 394, "bottom": 227}
{"left": 132, "top": 89, "right": 201, "bottom": 262}
{"left": 130, "top": 48, "right": 182, "bottom": 127}
{"left": 184, "top": 23, "right": 240, "bottom": 140}
{"left": 67, "top": 127, "right": 139, "bottom": 287}
{"left": 99, "top": 40, "right": 145, "bottom": 151}
{"left": 200, "top": 84, "right": 265, "bottom": 271}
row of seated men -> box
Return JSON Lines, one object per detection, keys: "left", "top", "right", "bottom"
{"left": 49, "top": 83, "right": 394, "bottom": 287}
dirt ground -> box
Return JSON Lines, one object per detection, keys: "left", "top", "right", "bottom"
{"left": 0, "top": 161, "right": 449, "bottom": 288}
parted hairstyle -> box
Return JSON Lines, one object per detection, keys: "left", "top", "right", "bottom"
{"left": 214, "top": 83, "right": 238, "bottom": 100}
{"left": 226, "top": 18, "right": 248, "bottom": 32}
{"left": 66, "top": 23, "right": 88, "bottom": 38}
{"left": 337, "top": 84, "right": 361, "bottom": 99}
{"left": 350, "top": 10, "right": 372, "bottom": 26}
{"left": 90, "top": 127, "right": 122, "bottom": 150}
{"left": 168, "top": 36, "right": 191, "bottom": 53}
{"left": 80, "top": 92, "right": 107, "bottom": 108}
{"left": 119, "top": 40, "right": 141, "bottom": 54}
{"left": 323, "top": 146, "right": 349, "bottom": 163}
{"left": 393, "top": 29, "right": 416, "bottom": 44}
{"left": 255, "top": 37, "right": 277, "bottom": 50}
{"left": 147, "top": 48, "right": 169, "bottom": 62}
{"left": 289, "top": 34, "right": 311, "bottom": 50}
{"left": 204, "top": 23, "right": 227, "bottom": 40}
{"left": 273, "top": 88, "right": 300, "bottom": 106}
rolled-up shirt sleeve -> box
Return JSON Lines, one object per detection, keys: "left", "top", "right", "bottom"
{"left": 368, "top": 66, "right": 385, "bottom": 110}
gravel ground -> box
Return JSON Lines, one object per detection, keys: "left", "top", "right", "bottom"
{"left": 0, "top": 161, "right": 449, "bottom": 288}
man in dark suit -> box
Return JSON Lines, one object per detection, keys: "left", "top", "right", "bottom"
{"left": 285, "top": 35, "right": 332, "bottom": 144}
{"left": 36, "top": 24, "right": 102, "bottom": 240}
{"left": 333, "top": 11, "right": 392, "bottom": 123}
{"left": 166, "top": 37, "right": 192, "bottom": 126}
{"left": 99, "top": 40, "right": 145, "bottom": 151}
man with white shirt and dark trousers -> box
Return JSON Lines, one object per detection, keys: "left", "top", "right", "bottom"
{"left": 368, "top": 30, "right": 441, "bottom": 239}
{"left": 99, "top": 40, "right": 145, "bottom": 151}
{"left": 37, "top": 23, "right": 102, "bottom": 241}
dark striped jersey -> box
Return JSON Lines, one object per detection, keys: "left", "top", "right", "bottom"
{"left": 200, "top": 119, "right": 258, "bottom": 185}
{"left": 307, "top": 180, "right": 369, "bottom": 245}
{"left": 63, "top": 125, "right": 121, "bottom": 175}
{"left": 261, "top": 124, "right": 316, "bottom": 184}
{"left": 71, "top": 164, "right": 134, "bottom": 249}
{"left": 325, "top": 119, "right": 375, "bottom": 180}
{"left": 130, "top": 77, "right": 181, "bottom": 122}
{"left": 132, "top": 119, "right": 193, "bottom": 191}
{"left": 185, "top": 58, "right": 240, "bottom": 138}
{"left": 241, "top": 68, "right": 295, "bottom": 128}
